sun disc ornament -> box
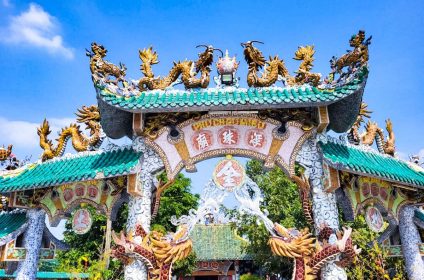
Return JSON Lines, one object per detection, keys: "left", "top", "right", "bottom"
{"left": 72, "top": 208, "right": 93, "bottom": 235}
{"left": 213, "top": 155, "right": 246, "bottom": 192}
{"left": 365, "top": 206, "right": 384, "bottom": 232}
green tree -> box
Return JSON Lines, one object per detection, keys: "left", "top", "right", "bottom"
{"left": 237, "top": 159, "right": 407, "bottom": 279}
{"left": 235, "top": 159, "right": 308, "bottom": 276}
{"left": 344, "top": 215, "right": 406, "bottom": 280}
{"left": 57, "top": 172, "right": 200, "bottom": 279}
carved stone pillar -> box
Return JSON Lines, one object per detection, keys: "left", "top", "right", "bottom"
{"left": 15, "top": 209, "right": 45, "bottom": 280}
{"left": 399, "top": 205, "right": 424, "bottom": 280}
{"left": 125, "top": 137, "right": 164, "bottom": 280}
{"left": 297, "top": 137, "right": 346, "bottom": 280}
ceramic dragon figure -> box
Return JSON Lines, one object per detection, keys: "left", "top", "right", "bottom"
{"left": 138, "top": 45, "right": 221, "bottom": 91}
{"left": 38, "top": 105, "right": 104, "bottom": 161}
{"left": 286, "top": 46, "right": 321, "bottom": 87}
{"left": 0, "top": 145, "right": 12, "bottom": 161}
{"left": 112, "top": 224, "right": 192, "bottom": 280}
{"left": 349, "top": 103, "right": 396, "bottom": 156}
{"left": 330, "top": 30, "right": 371, "bottom": 77}
{"left": 241, "top": 41, "right": 290, "bottom": 87}
{"left": 269, "top": 223, "right": 360, "bottom": 280}
{"left": 86, "top": 42, "right": 127, "bottom": 84}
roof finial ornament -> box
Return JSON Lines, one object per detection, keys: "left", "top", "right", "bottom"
{"left": 214, "top": 49, "right": 239, "bottom": 88}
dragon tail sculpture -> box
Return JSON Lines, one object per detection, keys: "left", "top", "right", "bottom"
{"left": 292, "top": 175, "right": 314, "bottom": 226}
{"left": 138, "top": 45, "right": 219, "bottom": 91}
{"left": 241, "top": 41, "right": 289, "bottom": 87}
{"left": 269, "top": 224, "right": 360, "bottom": 280}
{"left": 37, "top": 105, "right": 104, "bottom": 161}
{"left": 112, "top": 224, "right": 193, "bottom": 280}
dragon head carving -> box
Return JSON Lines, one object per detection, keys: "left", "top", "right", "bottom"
{"left": 241, "top": 40, "right": 266, "bottom": 68}
{"left": 75, "top": 105, "right": 101, "bottom": 133}
{"left": 269, "top": 223, "right": 315, "bottom": 258}
{"left": 90, "top": 42, "right": 107, "bottom": 58}
{"left": 294, "top": 46, "right": 315, "bottom": 62}
{"left": 349, "top": 30, "right": 366, "bottom": 48}
{"left": 194, "top": 45, "right": 220, "bottom": 73}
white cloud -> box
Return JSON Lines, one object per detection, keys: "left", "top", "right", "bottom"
{"left": 0, "top": 3, "right": 74, "bottom": 59}
{"left": 0, "top": 117, "right": 74, "bottom": 152}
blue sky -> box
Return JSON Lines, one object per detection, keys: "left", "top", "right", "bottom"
{"left": 1, "top": 0, "right": 424, "bottom": 185}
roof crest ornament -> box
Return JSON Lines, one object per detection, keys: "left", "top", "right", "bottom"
{"left": 89, "top": 30, "right": 370, "bottom": 98}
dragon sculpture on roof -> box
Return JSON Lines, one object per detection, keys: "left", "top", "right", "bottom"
{"left": 330, "top": 30, "right": 371, "bottom": 81}
{"left": 0, "top": 145, "right": 12, "bottom": 162}
{"left": 86, "top": 43, "right": 127, "bottom": 85}
{"left": 38, "top": 105, "right": 104, "bottom": 161}
{"left": 348, "top": 102, "right": 396, "bottom": 156}
{"left": 138, "top": 45, "right": 222, "bottom": 91}
{"left": 241, "top": 40, "right": 290, "bottom": 87}
{"left": 241, "top": 41, "right": 322, "bottom": 87}
{"left": 112, "top": 224, "right": 192, "bottom": 280}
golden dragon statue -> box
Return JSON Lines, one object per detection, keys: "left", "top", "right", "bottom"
{"left": 86, "top": 42, "right": 127, "bottom": 84}
{"left": 349, "top": 103, "right": 396, "bottom": 156}
{"left": 264, "top": 174, "right": 360, "bottom": 280}
{"left": 330, "top": 30, "right": 371, "bottom": 77}
{"left": 241, "top": 41, "right": 321, "bottom": 87}
{"left": 112, "top": 224, "right": 192, "bottom": 280}
{"left": 241, "top": 41, "right": 290, "bottom": 87}
{"left": 37, "top": 105, "right": 104, "bottom": 161}
{"left": 287, "top": 46, "right": 321, "bottom": 87}
{"left": 269, "top": 223, "right": 360, "bottom": 280}
{"left": 138, "top": 45, "right": 221, "bottom": 91}
{"left": 0, "top": 145, "right": 13, "bottom": 162}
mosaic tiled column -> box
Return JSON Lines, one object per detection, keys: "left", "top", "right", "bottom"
{"left": 399, "top": 205, "right": 424, "bottom": 280}
{"left": 297, "top": 137, "right": 346, "bottom": 280}
{"left": 125, "top": 137, "right": 164, "bottom": 280}
{"left": 15, "top": 209, "right": 45, "bottom": 280}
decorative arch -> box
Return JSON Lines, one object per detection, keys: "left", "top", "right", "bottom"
{"left": 39, "top": 178, "right": 126, "bottom": 226}
{"left": 144, "top": 113, "right": 313, "bottom": 179}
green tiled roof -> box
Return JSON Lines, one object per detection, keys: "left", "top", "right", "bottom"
{"left": 320, "top": 139, "right": 424, "bottom": 188}
{"left": 190, "top": 224, "right": 250, "bottom": 261}
{"left": 0, "top": 211, "right": 26, "bottom": 239}
{"left": 97, "top": 67, "right": 368, "bottom": 113}
{"left": 0, "top": 270, "right": 89, "bottom": 279}
{"left": 0, "top": 147, "right": 140, "bottom": 193}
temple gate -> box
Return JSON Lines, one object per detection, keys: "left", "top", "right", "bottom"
{"left": 0, "top": 30, "right": 423, "bottom": 280}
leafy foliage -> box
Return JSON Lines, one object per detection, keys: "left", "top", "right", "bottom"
{"left": 234, "top": 160, "right": 308, "bottom": 276}
{"left": 344, "top": 215, "right": 407, "bottom": 280}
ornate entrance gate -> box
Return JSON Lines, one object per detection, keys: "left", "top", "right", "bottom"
{"left": 111, "top": 144, "right": 359, "bottom": 280}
